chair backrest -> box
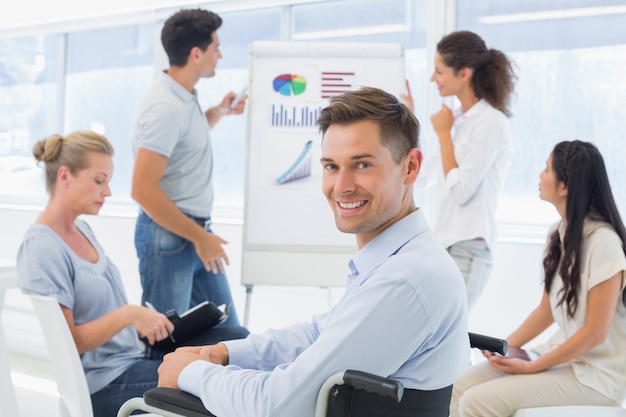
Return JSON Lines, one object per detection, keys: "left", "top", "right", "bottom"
{"left": 29, "top": 295, "right": 93, "bottom": 417}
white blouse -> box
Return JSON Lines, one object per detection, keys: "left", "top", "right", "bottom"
{"left": 417, "top": 99, "right": 514, "bottom": 250}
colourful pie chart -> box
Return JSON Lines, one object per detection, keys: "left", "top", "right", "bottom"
{"left": 273, "top": 74, "right": 307, "bottom": 96}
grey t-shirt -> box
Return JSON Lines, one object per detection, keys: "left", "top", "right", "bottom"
{"left": 133, "top": 71, "right": 214, "bottom": 218}
{"left": 17, "top": 220, "right": 145, "bottom": 394}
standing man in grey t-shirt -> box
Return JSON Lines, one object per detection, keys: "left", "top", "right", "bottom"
{"left": 131, "top": 8, "right": 246, "bottom": 326}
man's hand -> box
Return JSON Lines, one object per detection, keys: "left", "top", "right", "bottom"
{"left": 171, "top": 344, "right": 229, "bottom": 365}
{"left": 158, "top": 346, "right": 211, "bottom": 389}
{"left": 206, "top": 92, "right": 247, "bottom": 127}
{"left": 205, "top": 343, "right": 229, "bottom": 366}
{"left": 158, "top": 344, "right": 230, "bottom": 389}
{"left": 192, "top": 233, "right": 229, "bottom": 274}
{"left": 222, "top": 90, "right": 247, "bottom": 115}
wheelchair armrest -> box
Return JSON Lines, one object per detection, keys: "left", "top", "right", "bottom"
{"left": 469, "top": 332, "right": 508, "bottom": 356}
{"left": 143, "top": 387, "right": 216, "bottom": 417}
{"left": 314, "top": 370, "right": 405, "bottom": 417}
{"left": 343, "top": 370, "right": 404, "bottom": 403}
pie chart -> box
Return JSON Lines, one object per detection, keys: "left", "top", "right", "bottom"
{"left": 273, "top": 74, "right": 307, "bottom": 96}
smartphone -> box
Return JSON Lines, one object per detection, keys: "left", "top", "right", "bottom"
{"left": 230, "top": 85, "right": 249, "bottom": 108}
{"left": 506, "top": 347, "right": 531, "bottom": 361}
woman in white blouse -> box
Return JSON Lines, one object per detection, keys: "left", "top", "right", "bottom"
{"left": 404, "top": 30, "right": 517, "bottom": 310}
{"left": 450, "top": 140, "right": 626, "bottom": 417}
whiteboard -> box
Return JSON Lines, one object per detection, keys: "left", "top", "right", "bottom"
{"left": 242, "top": 41, "right": 405, "bottom": 287}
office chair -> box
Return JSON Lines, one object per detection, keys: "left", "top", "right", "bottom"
{"left": 117, "top": 333, "right": 507, "bottom": 417}
{"left": 29, "top": 295, "right": 169, "bottom": 417}
{"left": 30, "top": 294, "right": 94, "bottom": 417}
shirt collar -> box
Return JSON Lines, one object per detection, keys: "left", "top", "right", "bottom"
{"left": 349, "top": 209, "right": 428, "bottom": 279}
{"left": 454, "top": 98, "right": 487, "bottom": 120}
{"left": 159, "top": 71, "right": 197, "bottom": 102}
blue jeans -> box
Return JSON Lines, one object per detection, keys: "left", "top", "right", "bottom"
{"left": 447, "top": 239, "right": 493, "bottom": 311}
{"left": 135, "top": 211, "right": 240, "bottom": 327}
{"left": 90, "top": 326, "right": 249, "bottom": 417}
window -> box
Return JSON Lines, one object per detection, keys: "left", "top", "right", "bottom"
{"left": 457, "top": 0, "right": 626, "bottom": 227}
{"left": 292, "top": 0, "right": 414, "bottom": 43}
{"left": 64, "top": 24, "right": 155, "bottom": 208}
{"left": 0, "top": 35, "right": 60, "bottom": 200}
{"left": 195, "top": 7, "right": 282, "bottom": 212}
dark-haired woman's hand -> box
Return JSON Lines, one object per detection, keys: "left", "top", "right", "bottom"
{"left": 430, "top": 104, "right": 454, "bottom": 137}
{"left": 488, "top": 353, "right": 537, "bottom": 374}
{"left": 400, "top": 79, "right": 415, "bottom": 113}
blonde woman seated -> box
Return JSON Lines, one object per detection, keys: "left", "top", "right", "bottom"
{"left": 451, "top": 140, "right": 626, "bottom": 416}
{"left": 16, "top": 131, "right": 248, "bottom": 417}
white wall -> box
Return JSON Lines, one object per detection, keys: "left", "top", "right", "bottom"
{"left": 0, "top": 205, "right": 552, "bottom": 359}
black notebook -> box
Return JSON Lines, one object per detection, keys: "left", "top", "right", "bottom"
{"left": 146, "top": 301, "right": 228, "bottom": 351}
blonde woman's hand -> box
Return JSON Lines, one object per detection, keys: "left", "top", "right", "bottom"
{"left": 127, "top": 305, "right": 174, "bottom": 345}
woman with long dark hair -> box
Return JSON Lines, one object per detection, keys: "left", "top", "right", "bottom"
{"left": 404, "top": 30, "right": 517, "bottom": 309}
{"left": 450, "top": 140, "right": 626, "bottom": 416}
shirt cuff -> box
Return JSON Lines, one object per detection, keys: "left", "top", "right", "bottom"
{"left": 444, "top": 167, "right": 461, "bottom": 189}
{"left": 222, "top": 338, "right": 255, "bottom": 368}
{"left": 179, "top": 360, "right": 217, "bottom": 397}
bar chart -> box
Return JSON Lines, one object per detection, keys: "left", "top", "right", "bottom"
{"left": 269, "top": 103, "right": 323, "bottom": 127}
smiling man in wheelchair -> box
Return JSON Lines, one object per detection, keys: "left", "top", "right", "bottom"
{"left": 156, "top": 87, "right": 469, "bottom": 417}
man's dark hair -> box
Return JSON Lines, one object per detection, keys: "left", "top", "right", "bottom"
{"left": 318, "top": 87, "right": 420, "bottom": 164}
{"left": 161, "top": 9, "right": 222, "bottom": 67}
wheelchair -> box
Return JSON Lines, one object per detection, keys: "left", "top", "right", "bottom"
{"left": 117, "top": 332, "right": 506, "bottom": 417}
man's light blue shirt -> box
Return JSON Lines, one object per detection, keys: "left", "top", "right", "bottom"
{"left": 179, "top": 209, "right": 469, "bottom": 417}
